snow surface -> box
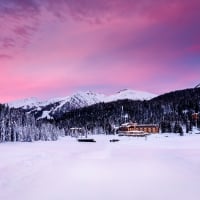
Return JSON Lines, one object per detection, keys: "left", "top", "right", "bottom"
{"left": 0, "top": 133, "right": 200, "bottom": 200}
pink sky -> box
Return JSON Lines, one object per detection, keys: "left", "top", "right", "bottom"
{"left": 1, "top": 0, "right": 200, "bottom": 103}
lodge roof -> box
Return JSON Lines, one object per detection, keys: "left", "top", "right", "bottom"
{"left": 121, "top": 123, "right": 159, "bottom": 128}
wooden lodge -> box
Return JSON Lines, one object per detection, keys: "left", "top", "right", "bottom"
{"left": 118, "top": 123, "right": 159, "bottom": 135}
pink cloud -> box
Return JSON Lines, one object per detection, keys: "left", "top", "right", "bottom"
{"left": 0, "top": 54, "right": 12, "bottom": 59}
{"left": 1, "top": 0, "right": 200, "bottom": 102}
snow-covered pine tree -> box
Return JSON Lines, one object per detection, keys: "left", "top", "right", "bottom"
{"left": 0, "top": 104, "right": 64, "bottom": 143}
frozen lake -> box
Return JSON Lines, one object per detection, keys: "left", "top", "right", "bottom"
{"left": 0, "top": 134, "right": 200, "bottom": 200}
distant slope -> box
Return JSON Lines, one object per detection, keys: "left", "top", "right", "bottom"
{"left": 8, "top": 97, "right": 40, "bottom": 109}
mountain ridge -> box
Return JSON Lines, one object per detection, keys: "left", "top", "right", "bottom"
{"left": 7, "top": 89, "right": 157, "bottom": 120}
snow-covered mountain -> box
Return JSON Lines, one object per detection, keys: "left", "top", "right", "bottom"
{"left": 105, "top": 89, "right": 156, "bottom": 102}
{"left": 7, "top": 89, "right": 156, "bottom": 119}
{"left": 8, "top": 91, "right": 105, "bottom": 109}
{"left": 8, "top": 97, "right": 40, "bottom": 109}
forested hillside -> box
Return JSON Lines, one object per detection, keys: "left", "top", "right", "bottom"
{"left": 1, "top": 87, "right": 200, "bottom": 141}
{"left": 55, "top": 88, "right": 200, "bottom": 134}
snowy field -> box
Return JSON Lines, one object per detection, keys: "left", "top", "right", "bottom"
{"left": 0, "top": 133, "right": 200, "bottom": 200}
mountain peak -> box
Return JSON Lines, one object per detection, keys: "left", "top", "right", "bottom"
{"left": 71, "top": 90, "right": 106, "bottom": 105}
{"left": 117, "top": 89, "right": 129, "bottom": 93}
